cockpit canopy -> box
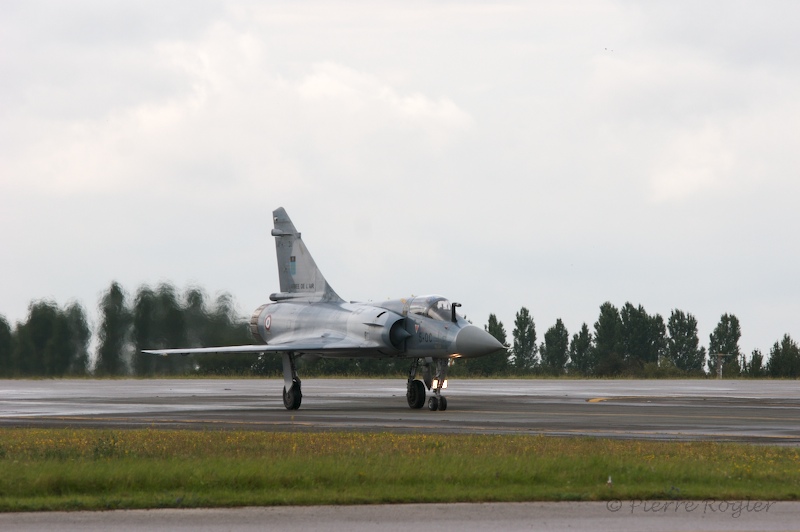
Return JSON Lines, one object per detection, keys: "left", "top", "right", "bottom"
{"left": 408, "top": 295, "right": 458, "bottom": 321}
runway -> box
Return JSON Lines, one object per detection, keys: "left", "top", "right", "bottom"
{"left": 1, "top": 378, "right": 799, "bottom": 444}
{"left": 2, "top": 379, "right": 798, "bottom": 530}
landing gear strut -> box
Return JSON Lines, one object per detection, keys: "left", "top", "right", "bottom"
{"left": 282, "top": 352, "right": 302, "bottom": 410}
{"left": 428, "top": 358, "right": 448, "bottom": 411}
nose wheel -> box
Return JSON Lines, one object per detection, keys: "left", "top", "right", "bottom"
{"left": 428, "top": 396, "right": 447, "bottom": 411}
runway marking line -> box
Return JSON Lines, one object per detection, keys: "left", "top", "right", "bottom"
{"left": 18, "top": 417, "right": 799, "bottom": 442}
{"left": 8, "top": 414, "right": 800, "bottom": 441}
{"left": 587, "top": 395, "right": 706, "bottom": 403}
{"left": 455, "top": 409, "right": 797, "bottom": 423}
{"left": 8, "top": 405, "right": 800, "bottom": 425}
{"left": 8, "top": 416, "right": 320, "bottom": 429}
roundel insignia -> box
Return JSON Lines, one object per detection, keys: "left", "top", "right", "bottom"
{"left": 264, "top": 315, "right": 272, "bottom": 331}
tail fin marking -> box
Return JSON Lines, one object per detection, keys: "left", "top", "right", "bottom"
{"left": 271, "top": 207, "right": 342, "bottom": 303}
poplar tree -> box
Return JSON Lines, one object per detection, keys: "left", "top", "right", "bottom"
{"left": 132, "top": 286, "right": 158, "bottom": 376}
{"left": 512, "top": 306, "right": 537, "bottom": 372}
{"left": 619, "top": 303, "right": 666, "bottom": 368}
{"left": 593, "top": 302, "right": 623, "bottom": 376}
{"left": 746, "top": 348, "right": 764, "bottom": 377}
{"left": 194, "top": 292, "right": 258, "bottom": 375}
{"left": 11, "top": 301, "right": 89, "bottom": 376}
{"left": 568, "top": 323, "right": 594, "bottom": 375}
{"left": 540, "top": 318, "right": 569, "bottom": 375}
{"left": 96, "top": 282, "right": 131, "bottom": 376}
{"left": 0, "top": 316, "right": 11, "bottom": 377}
{"left": 64, "top": 302, "right": 90, "bottom": 375}
{"left": 666, "top": 309, "right": 705, "bottom": 374}
{"left": 19, "top": 301, "right": 59, "bottom": 375}
{"left": 766, "top": 334, "right": 800, "bottom": 378}
{"left": 708, "top": 313, "right": 742, "bottom": 377}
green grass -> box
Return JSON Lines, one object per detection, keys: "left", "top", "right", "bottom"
{"left": 0, "top": 429, "right": 798, "bottom": 511}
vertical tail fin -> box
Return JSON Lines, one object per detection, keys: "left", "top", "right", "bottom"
{"left": 271, "top": 207, "right": 342, "bottom": 302}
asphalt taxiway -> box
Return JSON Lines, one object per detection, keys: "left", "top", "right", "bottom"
{"left": 1, "top": 379, "right": 799, "bottom": 444}
{"left": 2, "top": 501, "right": 798, "bottom": 532}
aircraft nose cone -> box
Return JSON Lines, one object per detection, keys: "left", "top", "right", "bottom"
{"left": 455, "top": 325, "right": 505, "bottom": 358}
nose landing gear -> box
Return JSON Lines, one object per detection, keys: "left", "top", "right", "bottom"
{"left": 407, "top": 357, "right": 449, "bottom": 411}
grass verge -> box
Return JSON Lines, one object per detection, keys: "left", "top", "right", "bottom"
{"left": 0, "top": 429, "right": 798, "bottom": 511}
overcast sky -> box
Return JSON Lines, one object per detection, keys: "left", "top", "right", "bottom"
{"left": 2, "top": 1, "right": 799, "bottom": 360}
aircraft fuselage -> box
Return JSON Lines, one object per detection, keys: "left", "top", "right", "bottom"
{"left": 249, "top": 295, "right": 491, "bottom": 360}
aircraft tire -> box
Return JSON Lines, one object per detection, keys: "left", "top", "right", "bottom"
{"left": 439, "top": 396, "right": 447, "bottom": 411}
{"left": 407, "top": 379, "right": 426, "bottom": 409}
{"left": 283, "top": 381, "right": 302, "bottom": 410}
{"left": 428, "top": 396, "right": 439, "bottom": 411}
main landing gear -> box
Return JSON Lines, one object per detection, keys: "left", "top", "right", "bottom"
{"left": 282, "top": 352, "right": 302, "bottom": 410}
{"left": 406, "top": 357, "right": 449, "bottom": 411}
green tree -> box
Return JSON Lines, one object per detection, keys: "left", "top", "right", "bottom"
{"left": 132, "top": 286, "right": 158, "bottom": 376}
{"left": 568, "top": 323, "right": 593, "bottom": 375}
{"left": 132, "top": 283, "right": 190, "bottom": 376}
{"left": 708, "top": 313, "right": 742, "bottom": 377}
{"left": 746, "top": 348, "right": 764, "bottom": 377}
{"left": 11, "top": 300, "right": 89, "bottom": 377}
{"left": 63, "top": 302, "right": 90, "bottom": 375}
{"left": 349, "top": 356, "right": 404, "bottom": 376}
{"left": 666, "top": 309, "right": 705, "bottom": 374}
{"left": 593, "top": 302, "right": 623, "bottom": 376}
{"left": 206, "top": 293, "right": 248, "bottom": 345}
{"left": 96, "top": 282, "right": 131, "bottom": 376}
{"left": 619, "top": 303, "right": 666, "bottom": 369}
{"left": 0, "top": 316, "right": 12, "bottom": 377}
{"left": 296, "top": 356, "right": 360, "bottom": 377}
{"left": 18, "top": 301, "right": 60, "bottom": 376}
{"left": 512, "top": 307, "right": 537, "bottom": 373}
{"left": 766, "top": 334, "right": 800, "bottom": 378}
{"left": 183, "top": 287, "right": 209, "bottom": 348}
{"left": 540, "top": 318, "right": 569, "bottom": 375}
{"left": 157, "top": 283, "right": 191, "bottom": 375}
{"left": 194, "top": 292, "right": 262, "bottom": 375}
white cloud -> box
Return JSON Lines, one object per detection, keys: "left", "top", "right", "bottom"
{"left": 2, "top": 19, "right": 474, "bottom": 200}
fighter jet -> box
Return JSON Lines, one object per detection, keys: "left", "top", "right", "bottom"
{"left": 143, "top": 207, "right": 504, "bottom": 411}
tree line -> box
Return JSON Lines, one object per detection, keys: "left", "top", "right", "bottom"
{"left": 462, "top": 302, "right": 800, "bottom": 378}
{"left": 1, "top": 284, "right": 799, "bottom": 378}
{"left": 0, "top": 282, "right": 256, "bottom": 378}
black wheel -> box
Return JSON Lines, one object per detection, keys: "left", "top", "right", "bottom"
{"left": 283, "top": 380, "right": 302, "bottom": 410}
{"left": 428, "top": 396, "right": 439, "bottom": 411}
{"left": 407, "top": 379, "right": 426, "bottom": 409}
{"left": 439, "top": 396, "right": 447, "bottom": 411}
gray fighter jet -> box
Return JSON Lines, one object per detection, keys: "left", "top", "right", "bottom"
{"left": 144, "top": 207, "right": 504, "bottom": 411}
